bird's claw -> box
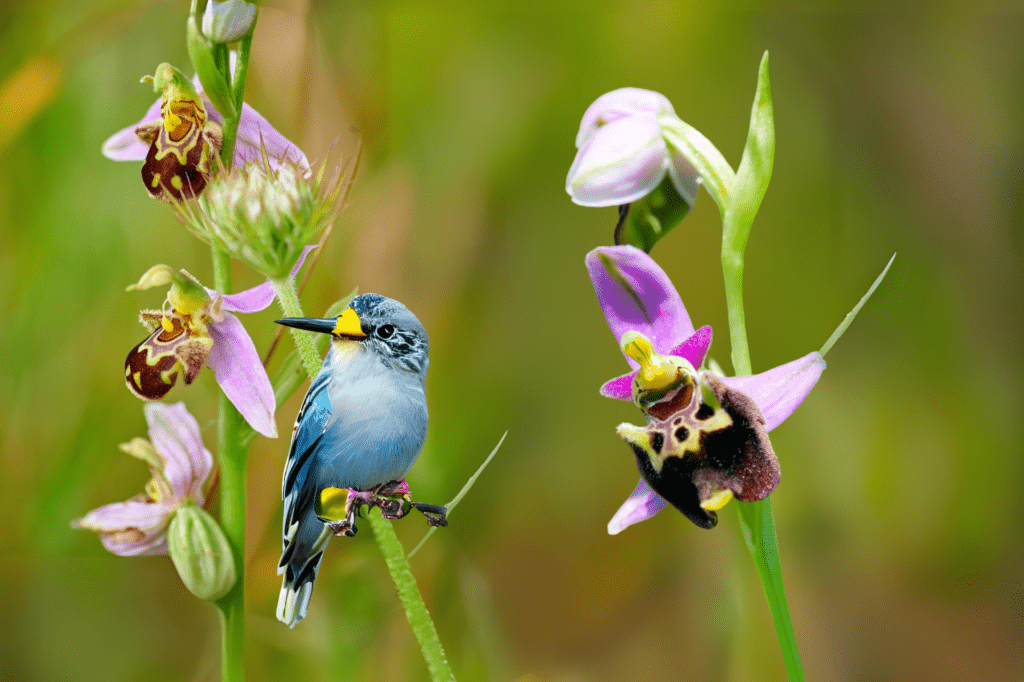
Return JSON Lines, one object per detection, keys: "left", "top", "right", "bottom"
{"left": 334, "top": 481, "right": 449, "bottom": 529}
{"left": 410, "top": 501, "right": 448, "bottom": 527}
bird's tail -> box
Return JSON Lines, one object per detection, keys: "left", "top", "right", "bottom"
{"left": 276, "top": 512, "right": 332, "bottom": 628}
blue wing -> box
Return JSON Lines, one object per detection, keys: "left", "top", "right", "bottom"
{"left": 277, "top": 369, "right": 333, "bottom": 627}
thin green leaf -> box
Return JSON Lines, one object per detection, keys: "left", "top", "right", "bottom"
{"left": 407, "top": 431, "right": 507, "bottom": 559}
{"left": 819, "top": 253, "right": 895, "bottom": 358}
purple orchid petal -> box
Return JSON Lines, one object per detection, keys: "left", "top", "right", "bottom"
{"left": 100, "top": 531, "right": 169, "bottom": 556}
{"left": 143, "top": 403, "right": 213, "bottom": 503}
{"left": 607, "top": 479, "right": 668, "bottom": 535}
{"left": 718, "top": 351, "right": 826, "bottom": 432}
{"left": 75, "top": 499, "right": 171, "bottom": 533}
{"left": 586, "top": 245, "right": 694, "bottom": 365}
{"left": 576, "top": 88, "right": 676, "bottom": 148}
{"left": 101, "top": 97, "right": 163, "bottom": 161}
{"left": 600, "top": 373, "right": 634, "bottom": 401}
{"left": 207, "top": 312, "right": 278, "bottom": 438}
{"left": 218, "top": 245, "right": 316, "bottom": 313}
{"left": 600, "top": 326, "right": 713, "bottom": 401}
{"left": 670, "top": 324, "right": 713, "bottom": 369}
{"left": 567, "top": 113, "right": 669, "bottom": 207}
{"left": 232, "top": 102, "right": 310, "bottom": 171}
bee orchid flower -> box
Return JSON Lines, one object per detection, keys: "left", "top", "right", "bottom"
{"left": 72, "top": 403, "right": 213, "bottom": 556}
{"left": 102, "top": 61, "right": 307, "bottom": 202}
{"left": 124, "top": 247, "right": 314, "bottom": 438}
{"left": 587, "top": 245, "right": 825, "bottom": 533}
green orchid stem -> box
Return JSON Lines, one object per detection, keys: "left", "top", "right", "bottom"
{"left": 281, "top": 282, "right": 454, "bottom": 680}
{"left": 218, "top": 32, "right": 253, "bottom": 168}
{"left": 270, "top": 276, "right": 324, "bottom": 379}
{"left": 369, "top": 513, "right": 456, "bottom": 682}
{"left": 211, "top": 246, "right": 247, "bottom": 682}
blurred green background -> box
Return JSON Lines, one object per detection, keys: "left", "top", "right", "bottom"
{"left": 1, "top": 0, "right": 1022, "bottom": 680}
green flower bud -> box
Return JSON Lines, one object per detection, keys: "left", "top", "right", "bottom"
{"left": 179, "top": 155, "right": 344, "bottom": 279}
{"left": 167, "top": 503, "right": 237, "bottom": 602}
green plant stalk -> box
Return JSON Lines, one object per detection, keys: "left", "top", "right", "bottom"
{"left": 218, "top": 32, "right": 253, "bottom": 168}
{"left": 211, "top": 246, "right": 247, "bottom": 682}
{"left": 281, "top": 285, "right": 455, "bottom": 681}
{"left": 721, "top": 51, "right": 804, "bottom": 681}
{"left": 270, "top": 276, "right": 324, "bottom": 379}
{"left": 369, "top": 513, "right": 456, "bottom": 682}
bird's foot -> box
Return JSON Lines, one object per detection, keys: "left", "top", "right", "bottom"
{"left": 410, "top": 501, "right": 448, "bottom": 527}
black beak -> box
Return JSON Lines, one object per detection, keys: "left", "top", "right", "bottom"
{"left": 275, "top": 317, "right": 339, "bottom": 334}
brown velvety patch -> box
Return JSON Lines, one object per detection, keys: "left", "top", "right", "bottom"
{"left": 125, "top": 323, "right": 183, "bottom": 400}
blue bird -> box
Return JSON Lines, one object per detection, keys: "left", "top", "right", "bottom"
{"left": 274, "top": 293, "right": 430, "bottom": 628}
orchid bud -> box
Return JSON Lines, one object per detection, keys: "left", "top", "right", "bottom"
{"left": 180, "top": 156, "right": 342, "bottom": 279}
{"left": 202, "top": 0, "right": 258, "bottom": 44}
{"left": 167, "top": 503, "right": 237, "bottom": 601}
{"left": 567, "top": 88, "right": 698, "bottom": 209}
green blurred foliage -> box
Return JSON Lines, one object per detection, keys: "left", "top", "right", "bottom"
{"left": 1, "top": 0, "right": 1022, "bottom": 680}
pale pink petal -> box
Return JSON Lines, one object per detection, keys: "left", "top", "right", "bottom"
{"left": 207, "top": 312, "right": 277, "bottom": 438}
{"left": 144, "top": 403, "right": 213, "bottom": 503}
{"left": 600, "top": 373, "right": 634, "bottom": 401}
{"left": 232, "top": 102, "right": 309, "bottom": 171}
{"left": 99, "top": 531, "right": 168, "bottom": 556}
{"left": 607, "top": 479, "right": 668, "bottom": 535}
{"left": 718, "top": 351, "right": 826, "bottom": 432}
{"left": 218, "top": 245, "right": 315, "bottom": 313}
{"left": 576, "top": 88, "right": 675, "bottom": 148}
{"left": 101, "top": 97, "right": 162, "bottom": 161}
{"left": 586, "top": 245, "right": 694, "bottom": 364}
{"left": 74, "top": 499, "right": 171, "bottom": 533}
{"left": 567, "top": 114, "right": 669, "bottom": 207}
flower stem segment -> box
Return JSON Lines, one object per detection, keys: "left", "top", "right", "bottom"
{"left": 721, "top": 52, "right": 806, "bottom": 682}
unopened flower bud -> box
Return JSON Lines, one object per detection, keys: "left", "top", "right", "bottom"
{"left": 202, "top": 0, "right": 258, "bottom": 43}
{"left": 167, "top": 503, "right": 237, "bottom": 601}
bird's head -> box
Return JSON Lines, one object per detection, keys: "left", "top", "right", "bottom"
{"left": 276, "top": 293, "right": 429, "bottom": 376}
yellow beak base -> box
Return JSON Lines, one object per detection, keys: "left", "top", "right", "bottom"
{"left": 332, "top": 309, "right": 366, "bottom": 338}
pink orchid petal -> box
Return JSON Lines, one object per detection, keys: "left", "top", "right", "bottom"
{"left": 144, "top": 403, "right": 213, "bottom": 503}
{"left": 586, "top": 245, "right": 694, "bottom": 365}
{"left": 75, "top": 499, "right": 172, "bottom": 533}
{"left": 718, "top": 351, "right": 826, "bottom": 432}
{"left": 567, "top": 113, "right": 669, "bottom": 207}
{"left": 600, "top": 372, "right": 634, "bottom": 401}
{"left": 218, "top": 245, "right": 316, "bottom": 313}
{"left": 100, "top": 531, "right": 168, "bottom": 556}
{"left": 207, "top": 312, "right": 278, "bottom": 438}
{"left": 101, "top": 97, "right": 163, "bottom": 161}
{"left": 607, "top": 479, "right": 668, "bottom": 535}
{"left": 669, "top": 324, "right": 712, "bottom": 369}
{"left": 576, "top": 88, "right": 676, "bottom": 148}
{"left": 232, "top": 102, "right": 310, "bottom": 171}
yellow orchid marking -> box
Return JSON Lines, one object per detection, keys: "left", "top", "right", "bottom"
{"left": 700, "top": 488, "right": 734, "bottom": 511}
{"left": 319, "top": 487, "right": 350, "bottom": 522}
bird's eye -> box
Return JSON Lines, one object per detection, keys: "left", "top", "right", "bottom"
{"left": 377, "top": 324, "right": 396, "bottom": 339}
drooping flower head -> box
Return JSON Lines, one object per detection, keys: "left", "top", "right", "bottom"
{"left": 124, "top": 248, "right": 313, "bottom": 438}
{"left": 73, "top": 403, "right": 213, "bottom": 556}
{"left": 588, "top": 245, "right": 826, "bottom": 533}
